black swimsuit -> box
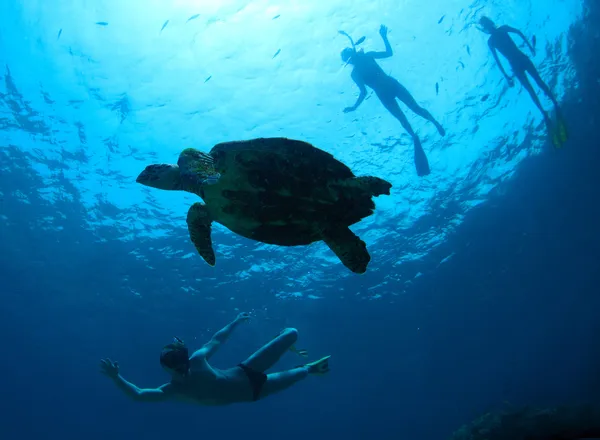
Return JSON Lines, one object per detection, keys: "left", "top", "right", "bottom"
{"left": 238, "top": 363, "right": 267, "bottom": 401}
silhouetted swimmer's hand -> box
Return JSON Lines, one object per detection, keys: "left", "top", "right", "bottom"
{"left": 379, "top": 25, "right": 388, "bottom": 38}
{"left": 235, "top": 312, "right": 251, "bottom": 323}
{"left": 100, "top": 358, "right": 120, "bottom": 379}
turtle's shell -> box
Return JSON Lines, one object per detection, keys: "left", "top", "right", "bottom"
{"left": 210, "top": 137, "right": 354, "bottom": 184}
{"left": 184, "top": 138, "right": 375, "bottom": 246}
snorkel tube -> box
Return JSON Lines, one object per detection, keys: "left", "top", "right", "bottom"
{"left": 338, "top": 30, "right": 366, "bottom": 66}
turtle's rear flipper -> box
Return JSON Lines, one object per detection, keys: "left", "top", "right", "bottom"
{"left": 322, "top": 226, "right": 370, "bottom": 274}
{"left": 186, "top": 202, "right": 216, "bottom": 266}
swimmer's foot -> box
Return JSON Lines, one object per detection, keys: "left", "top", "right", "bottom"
{"left": 435, "top": 122, "right": 446, "bottom": 137}
{"left": 305, "top": 355, "right": 331, "bottom": 375}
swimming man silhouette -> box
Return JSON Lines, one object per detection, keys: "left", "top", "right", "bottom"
{"left": 342, "top": 24, "right": 446, "bottom": 177}
{"left": 100, "top": 313, "right": 330, "bottom": 405}
{"left": 479, "top": 16, "right": 567, "bottom": 146}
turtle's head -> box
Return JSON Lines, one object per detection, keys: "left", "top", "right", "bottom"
{"left": 136, "top": 163, "right": 182, "bottom": 191}
{"left": 160, "top": 337, "right": 190, "bottom": 379}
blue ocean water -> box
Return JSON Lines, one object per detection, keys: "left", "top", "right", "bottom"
{"left": 0, "top": 0, "right": 599, "bottom": 439}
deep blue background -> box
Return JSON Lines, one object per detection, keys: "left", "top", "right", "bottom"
{"left": 0, "top": 2, "right": 598, "bottom": 439}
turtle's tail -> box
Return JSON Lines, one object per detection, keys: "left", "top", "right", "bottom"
{"left": 355, "top": 176, "right": 392, "bottom": 197}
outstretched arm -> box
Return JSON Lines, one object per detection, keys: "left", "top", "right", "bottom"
{"left": 192, "top": 312, "right": 250, "bottom": 360}
{"left": 112, "top": 375, "right": 170, "bottom": 402}
{"left": 504, "top": 25, "right": 535, "bottom": 55}
{"left": 488, "top": 42, "right": 513, "bottom": 85}
{"left": 343, "top": 71, "right": 368, "bottom": 113}
{"left": 100, "top": 359, "right": 170, "bottom": 403}
{"left": 366, "top": 24, "right": 393, "bottom": 59}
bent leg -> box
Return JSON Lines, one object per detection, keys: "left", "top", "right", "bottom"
{"left": 394, "top": 82, "right": 445, "bottom": 136}
{"left": 259, "top": 367, "right": 309, "bottom": 399}
{"left": 378, "top": 94, "right": 431, "bottom": 176}
{"left": 242, "top": 328, "right": 298, "bottom": 373}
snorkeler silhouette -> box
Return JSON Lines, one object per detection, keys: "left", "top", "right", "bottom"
{"left": 479, "top": 16, "right": 567, "bottom": 147}
{"left": 341, "top": 25, "right": 446, "bottom": 177}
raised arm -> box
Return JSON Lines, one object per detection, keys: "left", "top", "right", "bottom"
{"left": 488, "top": 41, "right": 514, "bottom": 86}
{"left": 504, "top": 25, "right": 535, "bottom": 55}
{"left": 192, "top": 312, "right": 250, "bottom": 361}
{"left": 366, "top": 24, "right": 393, "bottom": 59}
{"left": 100, "top": 358, "right": 170, "bottom": 403}
{"left": 343, "top": 70, "right": 368, "bottom": 113}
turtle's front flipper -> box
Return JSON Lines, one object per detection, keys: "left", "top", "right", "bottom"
{"left": 186, "top": 202, "right": 216, "bottom": 266}
{"left": 322, "top": 226, "right": 370, "bottom": 274}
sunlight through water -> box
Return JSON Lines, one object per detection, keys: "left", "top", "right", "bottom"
{"left": 0, "top": 0, "right": 582, "bottom": 297}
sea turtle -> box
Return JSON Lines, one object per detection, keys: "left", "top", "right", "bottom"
{"left": 136, "top": 137, "right": 392, "bottom": 274}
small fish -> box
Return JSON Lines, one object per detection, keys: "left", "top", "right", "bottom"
{"left": 438, "top": 15, "right": 445, "bottom": 24}
{"left": 272, "top": 49, "right": 281, "bottom": 59}
{"left": 57, "top": 29, "right": 62, "bottom": 40}
{"left": 95, "top": 21, "right": 108, "bottom": 26}
{"left": 481, "top": 94, "right": 489, "bottom": 102}
{"left": 435, "top": 82, "right": 439, "bottom": 95}
{"left": 204, "top": 75, "right": 212, "bottom": 83}
{"left": 186, "top": 14, "right": 200, "bottom": 23}
{"left": 466, "top": 45, "right": 471, "bottom": 56}
{"left": 532, "top": 35, "right": 537, "bottom": 49}
{"left": 272, "top": 14, "right": 280, "bottom": 20}
{"left": 160, "top": 20, "right": 169, "bottom": 32}
{"left": 458, "top": 61, "right": 465, "bottom": 69}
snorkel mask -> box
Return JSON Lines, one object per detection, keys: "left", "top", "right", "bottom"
{"left": 160, "top": 337, "right": 190, "bottom": 376}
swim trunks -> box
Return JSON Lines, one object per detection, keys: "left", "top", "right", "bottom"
{"left": 238, "top": 363, "right": 267, "bottom": 401}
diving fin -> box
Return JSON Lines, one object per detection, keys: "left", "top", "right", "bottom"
{"left": 290, "top": 345, "right": 309, "bottom": 358}
{"left": 304, "top": 355, "right": 331, "bottom": 375}
{"left": 547, "top": 120, "right": 566, "bottom": 149}
{"left": 547, "top": 111, "right": 568, "bottom": 149}
{"left": 186, "top": 202, "right": 216, "bottom": 266}
{"left": 558, "top": 118, "right": 568, "bottom": 144}
{"left": 552, "top": 130, "right": 561, "bottom": 149}
{"left": 414, "top": 142, "right": 431, "bottom": 176}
